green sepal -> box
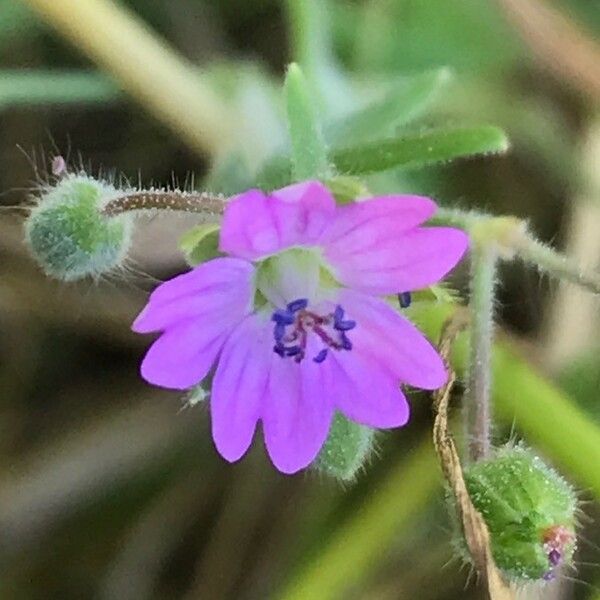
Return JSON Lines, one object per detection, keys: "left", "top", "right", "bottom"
{"left": 284, "top": 63, "right": 331, "bottom": 181}
{"left": 179, "top": 223, "right": 222, "bottom": 266}
{"left": 323, "top": 176, "right": 369, "bottom": 204}
{"left": 463, "top": 444, "right": 577, "bottom": 582}
{"left": 314, "top": 413, "right": 375, "bottom": 481}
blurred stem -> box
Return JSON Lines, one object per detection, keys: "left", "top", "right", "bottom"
{"left": 466, "top": 242, "right": 497, "bottom": 462}
{"left": 20, "top": 0, "right": 232, "bottom": 156}
{"left": 279, "top": 438, "right": 439, "bottom": 600}
{"left": 495, "top": 0, "right": 600, "bottom": 100}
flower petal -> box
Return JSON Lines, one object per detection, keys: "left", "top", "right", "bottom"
{"left": 132, "top": 257, "right": 254, "bottom": 334}
{"left": 319, "top": 195, "right": 437, "bottom": 252}
{"left": 261, "top": 336, "right": 334, "bottom": 474}
{"left": 326, "top": 226, "right": 468, "bottom": 295}
{"left": 139, "top": 317, "right": 232, "bottom": 390}
{"left": 219, "top": 181, "right": 336, "bottom": 260}
{"left": 339, "top": 290, "right": 447, "bottom": 390}
{"left": 328, "top": 348, "right": 410, "bottom": 428}
{"left": 211, "top": 315, "right": 272, "bottom": 463}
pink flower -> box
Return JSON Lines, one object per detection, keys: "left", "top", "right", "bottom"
{"left": 133, "top": 181, "right": 468, "bottom": 473}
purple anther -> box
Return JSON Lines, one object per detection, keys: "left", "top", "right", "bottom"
{"left": 548, "top": 549, "right": 561, "bottom": 567}
{"left": 333, "top": 305, "right": 344, "bottom": 322}
{"left": 340, "top": 334, "right": 353, "bottom": 351}
{"left": 284, "top": 345, "right": 302, "bottom": 357}
{"left": 313, "top": 349, "right": 328, "bottom": 363}
{"left": 543, "top": 570, "right": 556, "bottom": 581}
{"left": 398, "top": 292, "right": 412, "bottom": 309}
{"left": 274, "top": 323, "right": 286, "bottom": 343}
{"left": 274, "top": 344, "right": 285, "bottom": 357}
{"left": 287, "top": 298, "right": 309, "bottom": 313}
{"left": 335, "top": 319, "right": 356, "bottom": 332}
{"left": 272, "top": 309, "right": 295, "bottom": 325}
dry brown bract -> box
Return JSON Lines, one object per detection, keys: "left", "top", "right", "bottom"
{"left": 432, "top": 310, "right": 515, "bottom": 600}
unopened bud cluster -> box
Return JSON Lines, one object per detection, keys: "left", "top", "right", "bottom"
{"left": 25, "top": 174, "right": 132, "bottom": 281}
{"left": 463, "top": 444, "right": 577, "bottom": 582}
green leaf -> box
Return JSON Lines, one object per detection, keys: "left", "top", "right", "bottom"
{"left": 327, "top": 69, "right": 452, "bottom": 145}
{"left": 333, "top": 126, "right": 509, "bottom": 175}
{"left": 0, "top": 70, "right": 120, "bottom": 109}
{"left": 179, "top": 224, "right": 221, "bottom": 266}
{"left": 255, "top": 126, "right": 509, "bottom": 189}
{"left": 284, "top": 63, "right": 330, "bottom": 181}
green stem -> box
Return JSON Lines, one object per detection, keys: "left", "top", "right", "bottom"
{"left": 516, "top": 234, "right": 600, "bottom": 294}
{"left": 467, "top": 242, "right": 497, "bottom": 461}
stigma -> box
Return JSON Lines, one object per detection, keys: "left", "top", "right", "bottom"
{"left": 271, "top": 298, "right": 356, "bottom": 363}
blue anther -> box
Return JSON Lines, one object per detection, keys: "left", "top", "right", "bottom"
{"left": 335, "top": 319, "right": 356, "bottom": 332}
{"left": 313, "top": 348, "right": 328, "bottom": 363}
{"left": 273, "top": 322, "right": 286, "bottom": 343}
{"left": 284, "top": 345, "right": 302, "bottom": 357}
{"left": 272, "top": 309, "right": 295, "bottom": 325}
{"left": 340, "top": 334, "right": 353, "bottom": 351}
{"left": 287, "top": 298, "right": 309, "bottom": 313}
{"left": 333, "top": 305, "right": 344, "bottom": 322}
{"left": 398, "top": 292, "right": 412, "bottom": 308}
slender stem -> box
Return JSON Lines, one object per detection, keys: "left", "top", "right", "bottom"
{"left": 516, "top": 234, "right": 600, "bottom": 294}
{"left": 102, "top": 190, "right": 226, "bottom": 218}
{"left": 467, "top": 241, "right": 497, "bottom": 462}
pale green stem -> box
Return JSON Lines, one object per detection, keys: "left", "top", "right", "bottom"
{"left": 467, "top": 241, "right": 498, "bottom": 462}
{"left": 515, "top": 234, "right": 600, "bottom": 294}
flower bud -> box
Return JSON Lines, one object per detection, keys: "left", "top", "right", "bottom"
{"left": 25, "top": 174, "right": 133, "bottom": 281}
{"left": 463, "top": 444, "right": 577, "bottom": 582}
{"left": 314, "top": 413, "right": 375, "bottom": 481}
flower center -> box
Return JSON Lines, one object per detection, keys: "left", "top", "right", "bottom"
{"left": 271, "top": 298, "right": 356, "bottom": 363}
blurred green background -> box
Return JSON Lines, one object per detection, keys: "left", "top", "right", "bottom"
{"left": 1, "top": 0, "right": 600, "bottom": 598}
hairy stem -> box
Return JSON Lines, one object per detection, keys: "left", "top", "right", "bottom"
{"left": 467, "top": 241, "right": 497, "bottom": 462}
{"left": 515, "top": 234, "right": 600, "bottom": 295}
{"left": 102, "top": 190, "right": 226, "bottom": 218}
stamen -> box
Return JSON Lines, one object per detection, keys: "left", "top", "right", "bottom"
{"left": 272, "top": 309, "right": 295, "bottom": 325}
{"left": 271, "top": 299, "right": 356, "bottom": 363}
{"left": 398, "top": 292, "right": 412, "bottom": 308}
{"left": 313, "top": 349, "right": 328, "bottom": 363}
{"left": 287, "top": 298, "right": 309, "bottom": 313}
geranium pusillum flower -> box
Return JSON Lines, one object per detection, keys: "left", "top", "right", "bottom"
{"left": 133, "top": 182, "right": 468, "bottom": 473}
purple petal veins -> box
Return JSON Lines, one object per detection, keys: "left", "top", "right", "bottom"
{"left": 132, "top": 180, "right": 469, "bottom": 473}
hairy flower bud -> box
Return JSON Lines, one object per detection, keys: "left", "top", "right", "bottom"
{"left": 463, "top": 444, "right": 577, "bottom": 582}
{"left": 25, "top": 174, "right": 133, "bottom": 281}
{"left": 314, "top": 413, "right": 375, "bottom": 481}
